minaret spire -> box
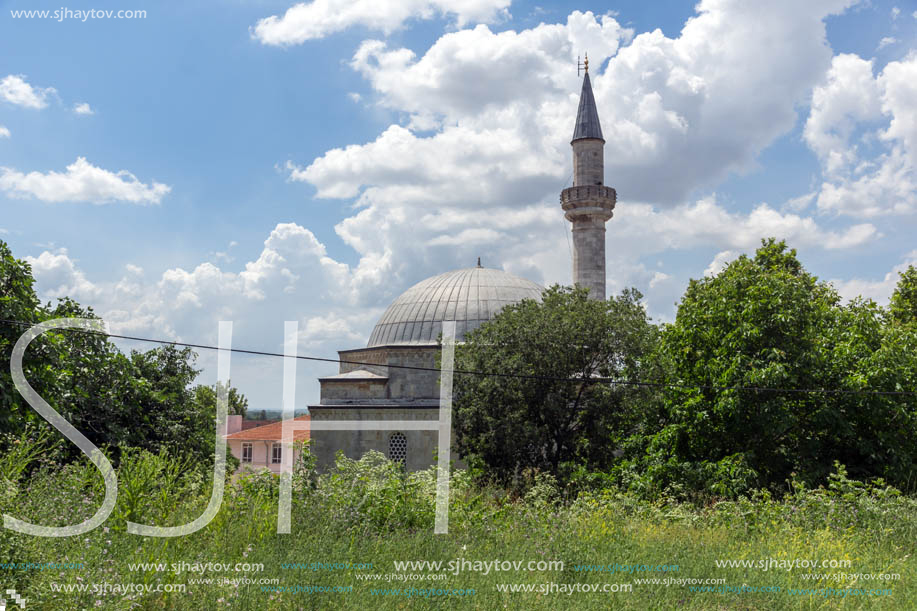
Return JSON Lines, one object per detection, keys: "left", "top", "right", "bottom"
{"left": 560, "top": 62, "right": 616, "bottom": 300}
{"left": 572, "top": 65, "right": 604, "bottom": 142}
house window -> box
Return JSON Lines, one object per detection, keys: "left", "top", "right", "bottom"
{"left": 389, "top": 432, "right": 407, "bottom": 464}
{"left": 272, "top": 442, "right": 283, "bottom": 464}
{"left": 241, "top": 442, "right": 253, "bottom": 463}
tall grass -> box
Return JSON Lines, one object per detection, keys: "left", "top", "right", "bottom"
{"left": 1, "top": 433, "right": 916, "bottom": 609}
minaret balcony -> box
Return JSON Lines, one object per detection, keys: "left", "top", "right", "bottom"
{"left": 560, "top": 185, "right": 616, "bottom": 220}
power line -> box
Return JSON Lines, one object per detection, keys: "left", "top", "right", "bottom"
{"left": 0, "top": 317, "right": 914, "bottom": 397}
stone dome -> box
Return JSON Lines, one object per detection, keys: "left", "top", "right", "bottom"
{"left": 367, "top": 266, "right": 543, "bottom": 347}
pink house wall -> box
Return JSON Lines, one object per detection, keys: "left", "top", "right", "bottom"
{"left": 227, "top": 439, "right": 302, "bottom": 474}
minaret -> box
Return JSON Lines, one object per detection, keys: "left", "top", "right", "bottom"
{"left": 561, "top": 55, "right": 616, "bottom": 300}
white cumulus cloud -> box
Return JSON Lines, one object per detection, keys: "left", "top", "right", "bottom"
{"left": 832, "top": 250, "right": 917, "bottom": 304}
{"left": 878, "top": 36, "right": 897, "bottom": 50}
{"left": 0, "top": 74, "right": 56, "bottom": 109}
{"left": 26, "top": 249, "right": 101, "bottom": 301}
{"left": 648, "top": 271, "right": 670, "bottom": 288}
{"left": 252, "top": 0, "right": 511, "bottom": 45}
{"left": 300, "top": 1, "right": 859, "bottom": 213}
{"left": 73, "top": 102, "right": 94, "bottom": 115}
{"left": 880, "top": 54, "right": 917, "bottom": 168}
{"left": 0, "top": 157, "right": 171, "bottom": 205}
{"left": 804, "top": 53, "right": 882, "bottom": 174}
{"left": 348, "top": 12, "right": 629, "bottom": 128}
{"left": 26, "top": 223, "right": 364, "bottom": 340}
{"left": 704, "top": 250, "right": 738, "bottom": 277}
{"left": 286, "top": 4, "right": 874, "bottom": 303}
{"left": 805, "top": 52, "right": 917, "bottom": 216}
{"left": 816, "top": 148, "right": 917, "bottom": 216}
{"left": 25, "top": 223, "right": 384, "bottom": 410}
{"left": 0, "top": 125, "right": 9, "bottom": 139}
{"left": 616, "top": 197, "right": 878, "bottom": 254}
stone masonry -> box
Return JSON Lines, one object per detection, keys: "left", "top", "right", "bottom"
{"left": 560, "top": 66, "right": 616, "bottom": 300}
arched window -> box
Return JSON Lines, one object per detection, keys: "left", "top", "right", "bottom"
{"left": 389, "top": 432, "right": 407, "bottom": 464}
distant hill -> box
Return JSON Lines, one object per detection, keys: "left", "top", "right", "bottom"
{"left": 245, "top": 408, "right": 309, "bottom": 421}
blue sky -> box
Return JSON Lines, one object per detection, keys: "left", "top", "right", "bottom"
{"left": 1, "top": 0, "right": 916, "bottom": 411}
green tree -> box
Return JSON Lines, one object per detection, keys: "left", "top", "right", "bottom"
{"left": 1, "top": 239, "right": 248, "bottom": 466}
{"left": 452, "top": 285, "right": 661, "bottom": 487}
{"left": 823, "top": 298, "right": 917, "bottom": 485}
{"left": 889, "top": 265, "right": 917, "bottom": 325}
{"left": 0, "top": 241, "right": 56, "bottom": 436}
{"left": 628, "top": 239, "right": 917, "bottom": 497}
{"left": 192, "top": 381, "right": 249, "bottom": 419}
{"left": 44, "top": 297, "right": 138, "bottom": 461}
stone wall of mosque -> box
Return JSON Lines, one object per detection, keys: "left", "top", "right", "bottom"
{"left": 308, "top": 406, "right": 440, "bottom": 471}
{"left": 319, "top": 379, "right": 389, "bottom": 402}
{"left": 337, "top": 345, "right": 440, "bottom": 400}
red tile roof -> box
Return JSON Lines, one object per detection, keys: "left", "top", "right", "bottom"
{"left": 241, "top": 419, "right": 279, "bottom": 430}
{"left": 225, "top": 415, "right": 310, "bottom": 441}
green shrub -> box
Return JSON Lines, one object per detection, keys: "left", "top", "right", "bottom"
{"left": 314, "top": 451, "right": 434, "bottom": 531}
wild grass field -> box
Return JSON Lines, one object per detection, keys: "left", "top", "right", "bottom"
{"left": 2, "top": 437, "right": 915, "bottom": 611}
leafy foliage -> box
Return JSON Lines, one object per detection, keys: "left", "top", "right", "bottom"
{"left": 621, "top": 239, "right": 917, "bottom": 497}
{"left": 314, "top": 450, "right": 435, "bottom": 531}
{"left": 0, "top": 241, "right": 50, "bottom": 435}
{"left": 890, "top": 264, "right": 917, "bottom": 325}
{"left": 191, "top": 380, "right": 249, "bottom": 418}
{"left": 0, "top": 239, "right": 246, "bottom": 467}
{"left": 452, "top": 285, "right": 661, "bottom": 488}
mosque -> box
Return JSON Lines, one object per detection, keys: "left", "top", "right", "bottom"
{"left": 307, "top": 62, "right": 616, "bottom": 471}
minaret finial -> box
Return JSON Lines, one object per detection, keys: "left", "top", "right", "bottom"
{"left": 476, "top": 257, "right": 482, "bottom": 268}
{"left": 584, "top": 52, "right": 589, "bottom": 74}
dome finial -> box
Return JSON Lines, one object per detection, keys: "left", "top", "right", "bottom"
{"left": 476, "top": 256, "right": 482, "bottom": 268}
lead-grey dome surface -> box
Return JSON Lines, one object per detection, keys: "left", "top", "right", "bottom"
{"left": 367, "top": 267, "right": 543, "bottom": 347}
